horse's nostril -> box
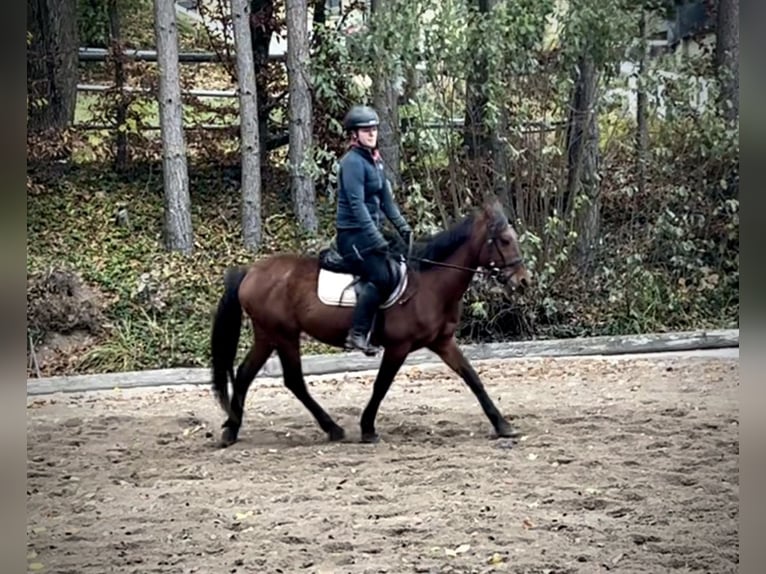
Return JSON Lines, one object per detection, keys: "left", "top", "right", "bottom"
{"left": 520, "top": 277, "right": 530, "bottom": 288}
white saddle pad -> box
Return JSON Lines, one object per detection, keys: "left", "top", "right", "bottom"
{"left": 317, "top": 261, "right": 409, "bottom": 309}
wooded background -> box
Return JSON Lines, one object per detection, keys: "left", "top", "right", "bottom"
{"left": 26, "top": 0, "right": 739, "bottom": 377}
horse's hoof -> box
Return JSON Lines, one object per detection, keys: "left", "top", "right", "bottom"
{"left": 495, "top": 421, "right": 519, "bottom": 439}
{"left": 219, "top": 427, "right": 238, "bottom": 448}
{"left": 327, "top": 426, "right": 346, "bottom": 442}
{"left": 360, "top": 432, "right": 380, "bottom": 444}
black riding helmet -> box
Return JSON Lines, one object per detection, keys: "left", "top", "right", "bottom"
{"left": 343, "top": 105, "right": 380, "bottom": 132}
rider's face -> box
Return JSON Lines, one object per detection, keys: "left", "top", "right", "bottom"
{"left": 356, "top": 126, "right": 378, "bottom": 148}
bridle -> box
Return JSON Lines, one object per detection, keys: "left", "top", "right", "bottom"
{"left": 485, "top": 236, "right": 525, "bottom": 279}
{"left": 407, "top": 235, "right": 524, "bottom": 279}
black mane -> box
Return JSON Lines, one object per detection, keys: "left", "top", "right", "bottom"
{"left": 410, "top": 215, "right": 475, "bottom": 270}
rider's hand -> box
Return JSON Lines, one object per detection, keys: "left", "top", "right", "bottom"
{"left": 401, "top": 229, "right": 413, "bottom": 257}
{"left": 373, "top": 234, "right": 389, "bottom": 253}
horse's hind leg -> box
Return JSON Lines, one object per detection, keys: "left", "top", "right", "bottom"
{"left": 220, "top": 339, "right": 274, "bottom": 447}
{"left": 277, "top": 338, "right": 345, "bottom": 442}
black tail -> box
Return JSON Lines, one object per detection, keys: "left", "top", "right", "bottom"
{"left": 211, "top": 266, "right": 248, "bottom": 422}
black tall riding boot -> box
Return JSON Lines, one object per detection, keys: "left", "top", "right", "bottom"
{"left": 345, "top": 282, "right": 382, "bottom": 356}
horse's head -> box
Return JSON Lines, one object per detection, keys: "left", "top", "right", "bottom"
{"left": 475, "top": 198, "right": 531, "bottom": 292}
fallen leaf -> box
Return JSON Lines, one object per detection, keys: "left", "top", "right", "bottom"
{"left": 488, "top": 553, "right": 505, "bottom": 565}
{"left": 183, "top": 425, "right": 204, "bottom": 437}
{"left": 527, "top": 453, "right": 538, "bottom": 461}
{"left": 522, "top": 517, "right": 535, "bottom": 529}
{"left": 446, "top": 543, "right": 470, "bottom": 556}
{"left": 29, "top": 563, "right": 45, "bottom": 571}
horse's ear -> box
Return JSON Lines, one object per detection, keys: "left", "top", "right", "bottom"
{"left": 481, "top": 195, "right": 504, "bottom": 222}
{"left": 481, "top": 195, "right": 498, "bottom": 217}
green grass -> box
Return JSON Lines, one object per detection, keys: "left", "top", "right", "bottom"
{"left": 121, "top": 0, "right": 210, "bottom": 51}
{"left": 27, "top": 158, "right": 738, "bottom": 377}
{"left": 75, "top": 92, "right": 239, "bottom": 127}
{"left": 27, "top": 166, "right": 340, "bottom": 376}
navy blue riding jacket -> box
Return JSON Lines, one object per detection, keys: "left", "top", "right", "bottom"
{"left": 335, "top": 146, "right": 410, "bottom": 253}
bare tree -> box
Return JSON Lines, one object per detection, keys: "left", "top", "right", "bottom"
{"left": 250, "top": 0, "right": 276, "bottom": 164}
{"left": 636, "top": 8, "right": 648, "bottom": 197}
{"left": 463, "top": 0, "right": 493, "bottom": 164}
{"left": 26, "top": 0, "right": 78, "bottom": 132}
{"left": 371, "top": 0, "right": 401, "bottom": 187}
{"left": 231, "top": 0, "right": 263, "bottom": 251}
{"left": 564, "top": 54, "right": 600, "bottom": 267}
{"left": 108, "top": 0, "right": 129, "bottom": 171}
{"left": 715, "top": 0, "right": 738, "bottom": 123}
{"left": 286, "top": 0, "right": 318, "bottom": 233}
{"left": 461, "top": 0, "right": 499, "bottom": 209}
{"left": 154, "top": 0, "right": 193, "bottom": 253}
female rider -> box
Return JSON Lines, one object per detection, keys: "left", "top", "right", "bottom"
{"left": 335, "top": 105, "right": 412, "bottom": 355}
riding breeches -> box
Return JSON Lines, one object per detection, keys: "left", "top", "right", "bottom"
{"left": 336, "top": 229, "right": 394, "bottom": 299}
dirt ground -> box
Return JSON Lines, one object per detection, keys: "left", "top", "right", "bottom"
{"left": 26, "top": 353, "right": 739, "bottom": 574}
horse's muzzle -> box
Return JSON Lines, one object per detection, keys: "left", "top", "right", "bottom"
{"left": 506, "top": 267, "right": 531, "bottom": 293}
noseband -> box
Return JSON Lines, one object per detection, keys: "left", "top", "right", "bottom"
{"left": 485, "top": 236, "right": 524, "bottom": 279}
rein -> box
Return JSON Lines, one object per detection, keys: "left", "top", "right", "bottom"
{"left": 407, "top": 256, "right": 492, "bottom": 275}
{"left": 406, "top": 236, "right": 524, "bottom": 278}
{"left": 395, "top": 232, "right": 524, "bottom": 305}
{"left": 408, "top": 256, "right": 523, "bottom": 277}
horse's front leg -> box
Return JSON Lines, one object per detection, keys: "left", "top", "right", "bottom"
{"left": 359, "top": 344, "right": 410, "bottom": 443}
{"left": 429, "top": 336, "right": 517, "bottom": 438}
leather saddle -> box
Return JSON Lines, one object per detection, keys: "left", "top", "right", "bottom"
{"left": 316, "top": 247, "right": 408, "bottom": 309}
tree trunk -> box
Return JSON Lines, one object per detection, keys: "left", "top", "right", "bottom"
{"left": 636, "top": 9, "right": 648, "bottom": 197}
{"left": 108, "top": 0, "right": 129, "bottom": 172}
{"left": 371, "top": 0, "right": 402, "bottom": 188}
{"left": 575, "top": 111, "right": 601, "bottom": 265}
{"left": 492, "top": 106, "right": 515, "bottom": 221}
{"left": 402, "top": 64, "right": 419, "bottom": 107}
{"left": 564, "top": 54, "right": 600, "bottom": 267}
{"left": 312, "top": 0, "right": 326, "bottom": 28}
{"left": 154, "top": 0, "right": 193, "bottom": 253}
{"left": 463, "top": 0, "right": 494, "bottom": 198}
{"left": 715, "top": 0, "right": 738, "bottom": 123}
{"left": 250, "top": 0, "right": 275, "bottom": 164}
{"left": 232, "top": 0, "right": 263, "bottom": 251}
{"left": 26, "top": 0, "right": 78, "bottom": 133}
{"left": 286, "top": 0, "right": 318, "bottom": 233}
{"left": 372, "top": 75, "right": 401, "bottom": 187}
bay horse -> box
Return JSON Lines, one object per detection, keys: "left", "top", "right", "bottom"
{"left": 210, "top": 198, "right": 531, "bottom": 446}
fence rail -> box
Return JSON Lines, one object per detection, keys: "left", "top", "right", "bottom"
{"left": 74, "top": 45, "right": 568, "bottom": 135}
{"left": 77, "top": 83, "right": 236, "bottom": 98}
{"left": 78, "top": 47, "right": 284, "bottom": 63}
